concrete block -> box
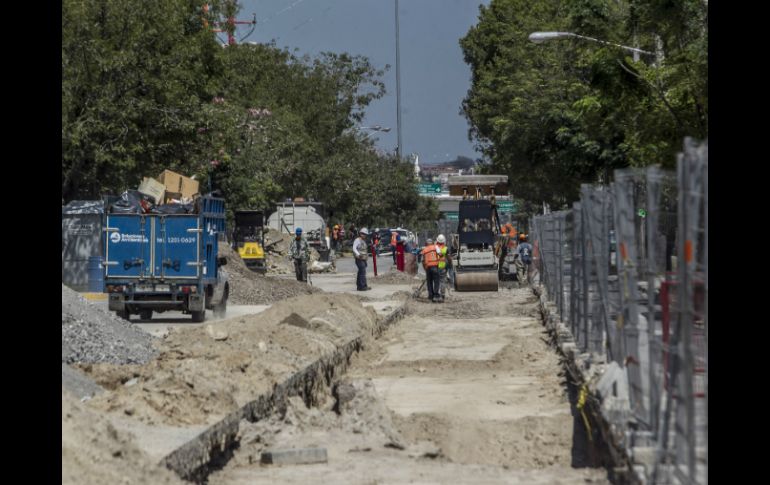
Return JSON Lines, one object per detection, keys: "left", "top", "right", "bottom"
{"left": 630, "top": 446, "right": 656, "bottom": 467}
{"left": 561, "top": 342, "right": 577, "bottom": 357}
{"left": 260, "top": 447, "right": 328, "bottom": 466}
{"left": 595, "top": 362, "right": 629, "bottom": 401}
{"left": 632, "top": 465, "right": 648, "bottom": 485}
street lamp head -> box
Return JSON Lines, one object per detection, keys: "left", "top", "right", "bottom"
{"left": 360, "top": 125, "right": 391, "bottom": 132}
{"left": 528, "top": 32, "right": 575, "bottom": 44}
{"left": 528, "top": 30, "right": 656, "bottom": 58}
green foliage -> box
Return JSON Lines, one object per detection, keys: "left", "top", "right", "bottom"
{"left": 62, "top": 0, "right": 222, "bottom": 198}
{"left": 460, "top": 0, "right": 707, "bottom": 208}
{"left": 63, "top": 0, "right": 428, "bottom": 228}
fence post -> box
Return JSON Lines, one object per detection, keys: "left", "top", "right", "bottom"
{"left": 703, "top": 142, "right": 708, "bottom": 485}
{"left": 571, "top": 203, "right": 581, "bottom": 341}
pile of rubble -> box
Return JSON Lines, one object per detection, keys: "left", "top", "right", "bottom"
{"left": 219, "top": 244, "right": 322, "bottom": 305}
{"left": 61, "top": 284, "right": 157, "bottom": 366}
{"left": 108, "top": 169, "right": 201, "bottom": 215}
{"left": 82, "top": 293, "right": 380, "bottom": 427}
{"left": 62, "top": 389, "right": 184, "bottom": 485}
{"left": 373, "top": 268, "right": 419, "bottom": 284}
{"left": 263, "top": 229, "right": 335, "bottom": 274}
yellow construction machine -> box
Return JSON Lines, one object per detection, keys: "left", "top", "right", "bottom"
{"left": 448, "top": 175, "right": 508, "bottom": 291}
{"left": 233, "top": 210, "right": 266, "bottom": 273}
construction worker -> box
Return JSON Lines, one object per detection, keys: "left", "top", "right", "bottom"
{"left": 332, "top": 224, "right": 340, "bottom": 251}
{"left": 503, "top": 222, "right": 517, "bottom": 239}
{"left": 338, "top": 225, "right": 346, "bottom": 251}
{"left": 436, "top": 234, "right": 449, "bottom": 302}
{"left": 390, "top": 230, "right": 399, "bottom": 263}
{"left": 421, "top": 238, "right": 441, "bottom": 302}
{"left": 515, "top": 233, "right": 533, "bottom": 284}
{"left": 396, "top": 234, "right": 407, "bottom": 272}
{"left": 289, "top": 227, "right": 310, "bottom": 282}
{"left": 353, "top": 228, "right": 371, "bottom": 291}
{"left": 372, "top": 229, "right": 381, "bottom": 256}
{"left": 348, "top": 224, "right": 357, "bottom": 244}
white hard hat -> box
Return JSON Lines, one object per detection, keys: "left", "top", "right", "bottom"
{"left": 437, "top": 234, "right": 446, "bottom": 244}
{"left": 360, "top": 227, "right": 369, "bottom": 235}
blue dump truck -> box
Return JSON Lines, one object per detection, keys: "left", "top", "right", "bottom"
{"left": 103, "top": 195, "right": 229, "bottom": 322}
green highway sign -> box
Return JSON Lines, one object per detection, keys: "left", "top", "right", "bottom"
{"left": 418, "top": 183, "right": 442, "bottom": 195}
{"left": 497, "top": 200, "right": 516, "bottom": 213}
{"left": 444, "top": 211, "right": 459, "bottom": 221}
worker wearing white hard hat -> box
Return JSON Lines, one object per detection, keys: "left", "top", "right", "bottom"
{"left": 436, "top": 234, "right": 449, "bottom": 301}
{"left": 353, "top": 227, "right": 371, "bottom": 291}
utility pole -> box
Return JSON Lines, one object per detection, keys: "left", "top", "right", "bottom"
{"left": 395, "top": 0, "right": 403, "bottom": 160}
{"left": 204, "top": 2, "right": 256, "bottom": 46}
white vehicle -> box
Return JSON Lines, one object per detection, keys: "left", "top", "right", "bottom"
{"left": 382, "top": 227, "right": 418, "bottom": 252}
{"left": 267, "top": 201, "right": 328, "bottom": 250}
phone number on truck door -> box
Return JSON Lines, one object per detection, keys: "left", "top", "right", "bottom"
{"left": 159, "top": 237, "right": 197, "bottom": 244}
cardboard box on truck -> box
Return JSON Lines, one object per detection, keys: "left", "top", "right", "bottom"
{"left": 138, "top": 177, "right": 166, "bottom": 204}
{"left": 158, "top": 169, "right": 200, "bottom": 199}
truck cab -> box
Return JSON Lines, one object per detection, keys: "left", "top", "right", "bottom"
{"left": 103, "top": 195, "right": 228, "bottom": 322}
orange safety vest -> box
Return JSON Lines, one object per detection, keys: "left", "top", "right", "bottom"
{"left": 421, "top": 244, "right": 440, "bottom": 268}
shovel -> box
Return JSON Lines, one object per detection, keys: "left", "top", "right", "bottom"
{"left": 412, "top": 280, "right": 425, "bottom": 299}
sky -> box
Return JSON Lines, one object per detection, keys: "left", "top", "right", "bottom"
{"left": 233, "top": 0, "right": 490, "bottom": 165}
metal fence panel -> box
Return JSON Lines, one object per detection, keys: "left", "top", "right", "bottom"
{"left": 530, "top": 138, "right": 707, "bottom": 485}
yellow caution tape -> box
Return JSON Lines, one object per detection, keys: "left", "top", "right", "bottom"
{"left": 576, "top": 384, "right": 593, "bottom": 442}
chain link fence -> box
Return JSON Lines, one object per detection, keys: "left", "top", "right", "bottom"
{"left": 529, "top": 138, "right": 707, "bottom": 484}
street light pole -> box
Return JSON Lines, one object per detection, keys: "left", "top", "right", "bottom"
{"left": 528, "top": 31, "right": 656, "bottom": 59}
{"left": 395, "top": 0, "right": 403, "bottom": 160}
{"left": 359, "top": 125, "right": 392, "bottom": 141}
{"left": 529, "top": 30, "right": 675, "bottom": 183}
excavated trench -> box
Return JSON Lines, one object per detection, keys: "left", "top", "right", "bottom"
{"left": 197, "top": 287, "right": 615, "bottom": 484}
{"left": 156, "top": 304, "right": 407, "bottom": 483}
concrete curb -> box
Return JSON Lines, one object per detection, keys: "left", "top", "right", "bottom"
{"left": 160, "top": 300, "right": 407, "bottom": 482}
{"left": 532, "top": 284, "right": 644, "bottom": 485}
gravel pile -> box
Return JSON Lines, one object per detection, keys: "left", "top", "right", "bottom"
{"left": 373, "top": 268, "right": 419, "bottom": 284}
{"left": 219, "top": 244, "right": 322, "bottom": 305}
{"left": 61, "top": 284, "right": 157, "bottom": 365}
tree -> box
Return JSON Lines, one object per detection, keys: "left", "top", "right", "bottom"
{"left": 460, "top": 0, "right": 707, "bottom": 208}
{"left": 62, "top": 0, "right": 223, "bottom": 200}
{"left": 63, "top": 0, "right": 431, "bottom": 230}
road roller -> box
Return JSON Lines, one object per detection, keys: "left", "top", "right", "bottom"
{"left": 453, "top": 198, "right": 502, "bottom": 291}
{"left": 446, "top": 174, "right": 509, "bottom": 292}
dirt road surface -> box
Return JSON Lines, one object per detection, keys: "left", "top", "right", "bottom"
{"left": 208, "top": 284, "right": 610, "bottom": 484}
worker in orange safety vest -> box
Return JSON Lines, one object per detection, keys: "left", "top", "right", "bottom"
{"left": 421, "top": 238, "right": 444, "bottom": 302}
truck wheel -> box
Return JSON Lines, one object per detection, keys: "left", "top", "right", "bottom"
{"left": 117, "top": 310, "right": 130, "bottom": 321}
{"left": 213, "top": 291, "right": 228, "bottom": 318}
{"left": 191, "top": 310, "right": 206, "bottom": 323}
{"left": 139, "top": 309, "right": 153, "bottom": 321}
